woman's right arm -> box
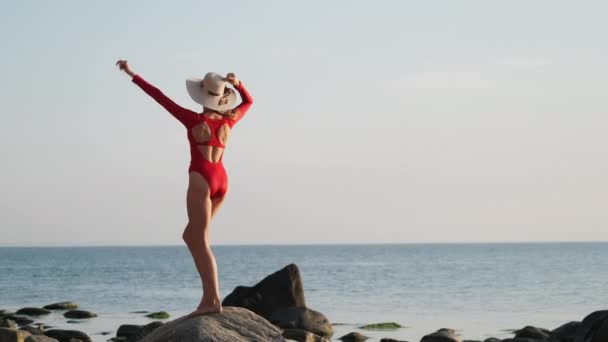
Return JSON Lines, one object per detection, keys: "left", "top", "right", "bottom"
{"left": 116, "top": 60, "right": 196, "bottom": 127}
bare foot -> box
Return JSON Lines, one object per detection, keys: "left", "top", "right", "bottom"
{"left": 188, "top": 304, "right": 222, "bottom": 318}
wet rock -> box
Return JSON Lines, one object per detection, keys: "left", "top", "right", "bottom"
{"left": 43, "top": 302, "right": 78, "bottom": 311}
{"left": 116, "top": 321, "right": 164, "bottom": 342}
{"left": 0, "top": 327, "right": 32, "bottom": 341}
{"left": 1, "top": 315, "right": 34, "bottom": 327}
{"left": 339, "top": 332, "right": 369, "bottom": 342}
{"left": 139, "top": 306, "right": 284, "bottom": 342}
{"left": 144, "top": 312, "right": 169, "bottom": 319}
{"left": 129, "top": 311, "right": 149, "bottom": 314}
{"left": 550, "top": 321, "right": 579, "bottom": 342}
{"left": 269, "top": 307, "right": 333, "bottom": 337}
{"left": 223, "top": 264, "right": 306, "bottom": 319}
{"left": 380, "top": 338, "right": 408, "bottom": 342}
{"left": 1, "top": 319, "right": 17, "bottom": 329}
{"left": 25, "top": 336, "right": 59, "bottom": 342}
{"left": 282, "top": 328, "right": 330, "bottom": 342}
{"left": 43, "top": 329, "right": 91, "bottom": 342}
{"left": 15, "top": 308, "right": 51, "bottom": 317}
{"left": 359, "top": 322, "right": 402, "bottom": 330}
{"left": 514, "top": 326, "right": 550, "bottom": 340}
{"left": 421, "top": 328, "right": 462, "bottom": 342}
{"left": 482, "top": 339, "right": 500, "bottom": 342}
{"left": 62, "top": 311, "right": 97, "bottom": 319}
{"left": 19, "top": 325, "right": 44, "bottom": 335}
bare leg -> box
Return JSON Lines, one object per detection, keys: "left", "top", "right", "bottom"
{"left": 182, "top": 172, "right": 222, "bottom": 317}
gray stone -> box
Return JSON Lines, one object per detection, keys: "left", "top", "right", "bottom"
{"left": 269, "top": 307, "right": 333, "bottom": 338}
{"left": 42, "top": 303, "right": 78, "bottom": 311}
{"left": 282, "top": 329, "right": 329, "bottom": 342}
{"left": 15, "top": 309, "right": 50, "bottom": 317}
{"left": 139, "top": 306, "right": 285, "bottom": 342}
{"left": 222, "top": 264, "right": 306, "bottom": 319}
{"left": 421, "top": 328, "right": 463, "bottom": 342}
{"left": 0, "top": 327, "right": 32, "bottom": 342}
{"left": 62, "top": 311, "right": 96, "bottom": 319}
{"left": 43, "top": 329, "right": 91, "bottom": 342}
{"left": 338, "top": 332, "right": 368, "bottom": 342}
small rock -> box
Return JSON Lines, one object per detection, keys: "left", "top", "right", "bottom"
{"left": 380, "top": 338, "right": 408, "bottom": 342}
{"left": 116, "top": 324, "right": 142, "bottom": 340}
{"left": 16, "top": 308, "right": 51, "bottom": 317}
{"left": 43, "top": 302, "right": 78, "bottom": 311}
{"left": 283, "top": 328, "right": 330, "bottom": 342}
{"left": 144, "top": 312, "right": 169, "bottom": 319}
{"left": 108, "top": 337, "right": 129, "bottom": 342}
{"left": 0, "top": 327, "right": 32, "bottom": 341}
{"left": 359, "top": 322, "right": 402, "bottom": 330}
{"left": 129, "top": 311, "right": 149, "bottom": 314}
{"left": 66, "top": 321, "right": 82, "bottom": 324}
{"left": 339, "top": 332, "right": 369, "bottom": 342}
{"left": 62, "top": 310, "right": 97, "bottom": 319}
{"left": 44, "top": 329, "right": 91, "bottom": 342}
{"left": 97, "top": 331, "right": 111, "bottom": 335}
{"left": 482, "top": 339, "right": 501, "bottom": 342}
{"left": 421, "top": 328, "right": 462, "bottom": 342}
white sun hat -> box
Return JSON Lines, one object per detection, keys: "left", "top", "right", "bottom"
{"left": 186, "top": 72, "right": 237, "bottom": 112}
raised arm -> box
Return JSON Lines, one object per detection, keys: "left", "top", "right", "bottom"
{"left": 116, "top": 60, "right": 196, "bottom": 127}
{"left": 225, "top": 73, "right": 254, "bottom": 123}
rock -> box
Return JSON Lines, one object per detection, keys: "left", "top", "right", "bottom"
{"left": 62, "top": 311, "right": 96, "bottom": 319}
{"left": 574, "top": 311, "right": 608, "bottom": 342}
{"left": 1, "top": 315, "right": 34, "bottom": 327}
{"left": 514, "top": 326, "right": 550, "bottom": 340}
{"left": 0, "top": 327, "right": 32, "bottom": 342}
{"left": 19, "top": 326, "right": 44, "bottom": 335}
{"left": 139, "top": 306, "right": 284, "bottom": 342}
{"left": 359, "top": 322, "right": 402, "bottom": 330}
{"left": 116, "top": 321, "right": 164, "bottom": 342}
{"left": 550, "top": 321, "right": 579, "bottom": 342}
{"left": 223, "top": 264, "right": 306, "bottom": 319}
{"left": 15, "top": 309, "right": 50, "bottom": 317}
{"left": 43, "top": 329, "right": 91, "bottom": 342}
{"left": 482, "top": 339, "right": 501, "bottom": 342}
{"left": 269, "top": 307, "right": 333, "bottom": 337}
{"left": 339, "top": 332, "right": 368, "bottom": 342}
{"left": 145, "top": 312, "right": 169, "bottom": 319}
{"left": 282, "top": 328, "right": 329, "bottom": 342}
{"left": 380, "top": 338, "right": 409, "bottom": 342}
{"left": 421, "top": 328, "right": 463, "bottom": 342}
{"left": 129, "top": 311, "right": 149, "bottom": 314}
{"left": 1, "top": 319, "right": 17, "bottom": 329}
{"left": 501, "top": 339, "right": 540, "bottom": 342}
{"left": 25, "top": 336, "right": 59, "bottom": 342}
{"left": 43, "top": 302, "right": 78, "bottom": 311}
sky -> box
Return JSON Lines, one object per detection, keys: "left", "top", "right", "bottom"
{"left": 1, "top": 1, "right": 607, "bottom": 246}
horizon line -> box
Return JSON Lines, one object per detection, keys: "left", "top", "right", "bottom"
{"left": 1, "top": 240, "right": 606, "bottom": 248}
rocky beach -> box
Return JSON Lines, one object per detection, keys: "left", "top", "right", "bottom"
{"left": 1, "top": 263, "right": 607, "bottom": 342}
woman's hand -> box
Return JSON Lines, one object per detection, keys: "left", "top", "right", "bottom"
{"left": 224, "top": 73, "right": 240, "bottom": 87}
{"left": 116, "top": 59, "right": 135, "bottom": 77}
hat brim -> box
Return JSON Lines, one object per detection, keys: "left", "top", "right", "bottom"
{"left": 186, "top": 78, "right": 237, "bottom": 112}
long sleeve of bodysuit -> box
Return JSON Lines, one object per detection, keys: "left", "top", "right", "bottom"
{"left": 132, "top": 74, "right": 197, "bottom": 127}
{"left": 231, "top": 81, "right": 254, "bottom": 124}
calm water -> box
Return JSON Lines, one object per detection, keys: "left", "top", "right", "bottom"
{"left": 1, "top": 243, "right": 607, "bottom": 341}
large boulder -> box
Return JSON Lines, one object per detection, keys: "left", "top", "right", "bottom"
{"left": 269, "top": 307, "right": 333, "bottom": 338}
{"left": 222, "top": 264, "right": 306, "bottom": 319}
{"left": 139, "top": 306, "right": 285, "bottom": 342}
{"left": 574, "top": 311, "right": 608, "bottom": 342}
{"left": 42, "top": 302, "right": 78, "bottom": 311}
{"left": 43, "top": 329, "right": 91, "bottom": 342}
{"left": 550, "top": 321, "right": 579, "bottom": 342}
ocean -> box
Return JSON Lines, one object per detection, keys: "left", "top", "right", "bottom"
{"left": 1, "top": 243, "right": 607, "bottom": 341}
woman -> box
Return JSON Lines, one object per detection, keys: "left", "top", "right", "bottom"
{"left": 116, "top": 60, "right": 253, "bottom": 317}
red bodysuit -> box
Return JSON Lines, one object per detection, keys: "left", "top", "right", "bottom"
{"left": 132, "top": 74, "right": 253, "bottom": 198}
